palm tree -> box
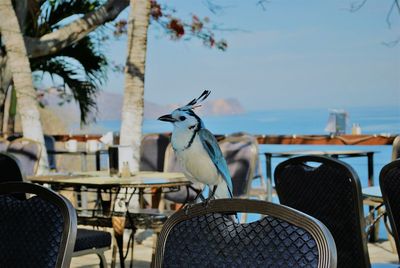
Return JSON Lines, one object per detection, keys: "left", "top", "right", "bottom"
{"left": 0, "top": 0, "right": 114, "bottom": 173}
{"left": 0, "top": 0, "right": 128, "bottom": 131}
{"left": 25, "top": 0, "right": 109, "bottom": 124}
{"left": 0, "top": 0, "right": 49, "bottom": 172}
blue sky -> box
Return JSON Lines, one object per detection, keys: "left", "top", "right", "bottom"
{"left": 103, "top": 0, "right": 400, "bottom": 111}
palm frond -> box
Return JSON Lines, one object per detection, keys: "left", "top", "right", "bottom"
{"left": 26, "top": 0, "right": 108, "bottom": 125}
{"left": 32, "top": 57, "right": 98, "bottom": 124}
{"left": 58, "top": 36, "right": 108, "bottom": 87}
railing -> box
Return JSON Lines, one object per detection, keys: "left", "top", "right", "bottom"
{"left": 50, "top": 133, "right": 397, "bottom": 146}
{"left": 254, "top": 134, "right": 396, "bottom": 145}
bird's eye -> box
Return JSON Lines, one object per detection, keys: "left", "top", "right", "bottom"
{"left": 179, "top": 116, "right": 186, "bottom": 121}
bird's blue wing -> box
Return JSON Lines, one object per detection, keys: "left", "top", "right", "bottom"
{"left": 198, "top": 129, "right": 233, "bottom": 197}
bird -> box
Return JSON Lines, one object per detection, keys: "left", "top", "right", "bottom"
{"left": 158, "top": 90, "right": 233, "bottom": 202}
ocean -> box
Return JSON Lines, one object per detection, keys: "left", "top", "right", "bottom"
{"left": 96, "top": 105, "right": 399, "bottom": 135}
{"left": 95, "top": 105, "right": 399, "bottom": 236}
{"left": 95, "top": 105, "right": 399, "bottom": 186}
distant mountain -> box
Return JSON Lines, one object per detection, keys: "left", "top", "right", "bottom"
{"left": 42, "top": 91, "right": 245, "bottom": 123}
{"left": 145, "top": 97, "right": 245, "bottom": 119}
{"left": 96, "top": 92, "right": 245, "bottom": 120}
{"left": 28, "top": 91, "right": 245, "bottom": 134}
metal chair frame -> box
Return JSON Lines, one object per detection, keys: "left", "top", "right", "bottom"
{"left": 392, "top": 136, "right": 400, "bottom": 160}
{"left": 72, "top": 241, "right": 110, "bottom": 268}
{"left": 274, "top": 155, "right": 370, "bottom": 268}
{"left": 379, "top": 159, "right": 400, "bottom": 263}
{"left": 7, "top": 137, "right": 42, "bottom": 175}
{"left": 154, "top": 198, "right": 337, "bottom": 268}
{"left": 140, "top": 133, "right": 170, "bottom": 172}
{"left": 218, "top": 133, "right": 266, "bottom": 199}
{"left": 0, "top": 182, "right": 77, "bottom": 268}
{"left": 0, "top": 152, "right": 111, "bottom": 267}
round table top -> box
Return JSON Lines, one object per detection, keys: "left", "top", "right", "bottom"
{"left": 28, "top": 171, "right": 190, "bottom": 189}
{"left": 264, "top": 150, "right": 375, "bottom": 157}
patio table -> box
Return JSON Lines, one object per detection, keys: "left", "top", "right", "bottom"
{"left": 28, "top": 171, "right": 190, "bottom": 268}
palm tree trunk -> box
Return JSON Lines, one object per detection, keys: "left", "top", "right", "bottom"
{"left": 0, "top": 0, "right": 49, "bottom": 173}
{"left": 119, "top": 0, "right": 151, "bottom": 172}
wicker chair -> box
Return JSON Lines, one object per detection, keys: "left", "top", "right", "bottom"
{"left": 274, "top": 155, "right": 369, "bottom": 268}
{"left": 7, "top": 137, "right": 42, "bottom": 176}
{"left": 380, "top": 159, "right": 400, "bottom": 263}
{"left": 0, "top": 152, "right": 111, "bottom": 268}
{"left": 392, "top": 136, "right": 400, "bottom": 160}
{"left": 0, "top": 152, "right": 25, "bottom": 180}
{"left": 0, "top": 182, "right": 77, "bottom": 268}
{"left": 219, "top": 132, "right": 266, "bottom": 199}
{"left": 154, "top": 198, "right": 337, "bottom": 267}
{"left": 140, "top": 133, "right": 170, "bottom": 172}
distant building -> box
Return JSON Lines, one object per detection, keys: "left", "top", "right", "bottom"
{"left": 325, "top": 109, "right": 348, "bottom": 135}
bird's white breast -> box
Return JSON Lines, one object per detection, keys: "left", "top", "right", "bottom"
{"left": 172, "top": 132, "right": 222, "bottom": 186}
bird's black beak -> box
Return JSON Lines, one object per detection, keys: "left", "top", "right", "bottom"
{"left": 158, "top": 114, "right": 176, "bottom": 122}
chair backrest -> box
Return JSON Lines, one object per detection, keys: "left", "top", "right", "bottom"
{"left": 0, "top": 182, "right": 77, "bottom": 268}
{"left": 379, "top": 159, "right": 400, "bottom": 262}
{"left": 392, "top": 136, "right": 400, "bottom": 160}
{"left": 218, "top": 133, "right": 261, "bottom": 197}
{"left": 7, "top": 137, "right": 42, "bottom": 176}
{"left": 274, "top": 155, "right": 369, "bottom": 268}
{"left": 0, "top": 152, "right": 25, "bottom": 182}
{"left": 140, "top": 133, "right": 170, "bottom": 171}
{"left": 154, "top": 198, "right": 337, "bottom": 268}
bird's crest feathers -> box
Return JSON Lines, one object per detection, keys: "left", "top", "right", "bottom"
{"left": 179, "top": 90, "right": 211, "bottom": 111}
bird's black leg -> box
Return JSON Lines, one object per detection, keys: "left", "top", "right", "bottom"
{"left": 194, "top": 190, "right": 206, "bottom": 203}
{"left": 209, "top": 185, "right": 218, "bottom": 199}
{"left": 183, "top": 188, "right": 206, "bottom": 215}
{"left": 203, "top": 185, "right": 218, "bottom": 207}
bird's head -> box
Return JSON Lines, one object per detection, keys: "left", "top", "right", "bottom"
{"left": 158, "top": 90, "right": 210, "bottom": 131}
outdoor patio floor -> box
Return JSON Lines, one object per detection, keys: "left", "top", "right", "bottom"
{"left": 70, "top": 227, "right": 399, "bottom": 268}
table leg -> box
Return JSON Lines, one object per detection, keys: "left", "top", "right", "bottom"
{"left": 367, "top": 153, "right": 374, "bottom": 187}
{"left": 265, "top": 153, "right": 273, "bottom": 202}
{"left": 367, "top": 152, "right": 377, "bottom": 242}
